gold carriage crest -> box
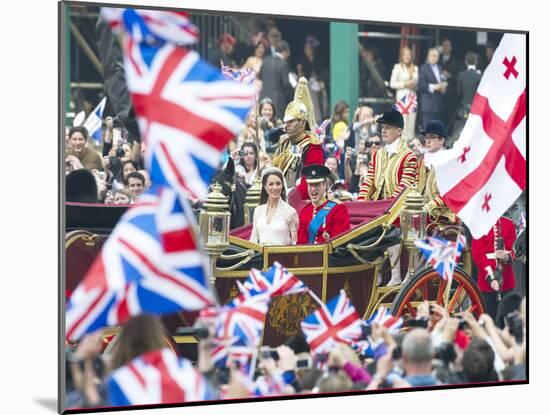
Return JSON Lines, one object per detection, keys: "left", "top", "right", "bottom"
{"left": 268, "top": 293, "right": 318, "bottom": 336}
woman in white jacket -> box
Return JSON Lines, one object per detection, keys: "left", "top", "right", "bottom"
{"left": 390, "top": 46, "right": 418, "bottom": 142}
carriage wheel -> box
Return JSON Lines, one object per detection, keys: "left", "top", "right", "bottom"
{"left": 390, "top": 266, "right": 486, "bottom": 319}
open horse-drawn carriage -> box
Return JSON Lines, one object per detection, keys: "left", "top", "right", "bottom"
{"left": 65, "top": 185, "right": 485, "bottom": 352}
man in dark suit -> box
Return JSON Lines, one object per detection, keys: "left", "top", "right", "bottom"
{"left": 449, "top": 52, "right": 482, "bottom": 144}
{"left": 438, "top": 39, "right": 464, "bottom": 128}
{"left": 457, "top": 52, "right": 482, "bottom": 110}
{"left": 259, "top": 41, "right": 294, "bottom": 120}
{"left": 418, "top": 48, "right": 448, "bottom": 130}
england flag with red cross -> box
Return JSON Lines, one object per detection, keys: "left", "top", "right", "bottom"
{"left": 300, "top": 290, "right": 363, "bottom": 355}
{"left": 431, "top": 34, "right": 526, "bottom": 239}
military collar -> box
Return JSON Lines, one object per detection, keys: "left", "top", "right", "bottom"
{"left": 290, "top": 132, "right": 307, "bottom": 144}
{"left": 424, "top": 147, "right": 444, "bottom": 168}
{"left": 312, "top": 198, "right": 328, "bottom": 210}
{"left": 385, "top": 138, "right": 401, "bottom": 155}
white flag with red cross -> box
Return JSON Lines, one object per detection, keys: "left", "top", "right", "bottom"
{"left": 431, "top": 33, "right": 526, "bottom": 239}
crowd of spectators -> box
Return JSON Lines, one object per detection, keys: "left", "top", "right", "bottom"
{"left": 65, "top": 294, "right": 526, "bottom": 409}
{"left": 66, "top": 20, "right": 494, "bottom": 207}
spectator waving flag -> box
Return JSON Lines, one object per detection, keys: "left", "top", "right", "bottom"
{"left": 208, "top": 293, "right": 270, "bottom": 369}
{"left": 429, "top": 34, "right": 526, "bottom": 238}
{"left": 415, "top": 234, "right": 467, "bottom": 281}
{"left": 83, "top": 97, "right": 107, "bottom": 145}
{"left": 66, "top": 186, "right": 216, "bottom": 342}
{"left": 221, "top": 63, "right": 257, "bottom": 85}
{"left": 367, "top": 306, "right": 403, "bottom": 334}
{"left": 236, "top": 262, "right": 308, "bottom": 302}
{"left": 101, "top": 8, "right": 255, "bottom": 200}
{"left": 393, "top": 91, "right": 417, "bottom": 115}
{"left": 300, "top": 290, "right": 363, "bottom": 355}
{"left": 107, "top": 348, "right": 212, "bottom": 406}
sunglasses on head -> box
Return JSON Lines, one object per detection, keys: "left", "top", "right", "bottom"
{"left": 365, "top": 141, "right": 382, "bottom": 147}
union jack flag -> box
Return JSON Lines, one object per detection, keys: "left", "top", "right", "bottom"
{"left": 315, "top": 118, "right": 331, "bottom": 141}
{"left": 415, "top": 234, "right": 467, "bottom": 281}
{"left": 393, "top": 91, "right": 417, "bottom": 115}
{"left": 101, "top": 8, "right": 255, "bottom": 200}
{"left": 236, "top": 262, "right": 308, "bottom": 302}
{"left": 101, "top": 8, "right": 199, "bottom": 45}
{"left": 367, "top": 306, "right": 403, "bottom": 334}
{"left": 208, "top": 292, "right": 269, "bottom": 368}
{"left": 300, "top": 290, "right": 363, "bottom": 355}
{"left": 220, "top": 63, "right": 257, "bottom": 85}
{"left": 66, "top": 186, "right": 216, "bottom": 342}
{"left": 107, "top": 348, "right": 213, "bottom": 406}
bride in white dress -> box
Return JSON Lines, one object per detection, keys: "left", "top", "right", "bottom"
{"left": 250, "top": 167, "right": 298, "bottom": 245}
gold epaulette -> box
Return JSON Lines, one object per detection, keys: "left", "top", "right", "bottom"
{"left": 328, "top": 197, "right": 343, "bottom": 204}
{"left": 307, "top": 132, "right": 320, "bottom": 145}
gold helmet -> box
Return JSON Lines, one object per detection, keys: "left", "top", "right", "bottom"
{"left": 283, "top": 100, "right": 307, "bottom": 123}
{"left": 283, "top": 77, "right": 317, "bottom": 130}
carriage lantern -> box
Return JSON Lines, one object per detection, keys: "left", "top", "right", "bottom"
{"left": 400, "top": 185, "right": 427, "bottom": 276}
{"left": 199, "top": 182, "right": 231, "bottom": 282}
{"left": 244, "top": 176, "right": 262, "bottom": 225}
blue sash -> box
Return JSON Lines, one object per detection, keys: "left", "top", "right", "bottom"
{"left": 308, "top": 201, "right": 337, "bottom": 243}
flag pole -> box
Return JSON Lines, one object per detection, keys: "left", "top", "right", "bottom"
{"left": 442, "top": 232, "right": 462, "bottom": 312}
{"left": 307, "top": 288, "right": 325, "bottom": 307}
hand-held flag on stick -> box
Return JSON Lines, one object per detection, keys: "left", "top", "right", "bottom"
{"left": 66, "top": 186, "right": 216, "bottom": 342}
{"left": 300, "top": 290, "right": 363, "bottom": 355}
{"left": 393, "top": 91, "right": 417, "bottom": 115}
{"left": 82, "top": 97, "right": 107, "bottom": 145}
{"left": 220, "top": 63, "right": 257, "bottom": 85}
{"left": 235, "top": 262, "right": 308, "bottom": 303}
{"left": 415, "top": 234, "right": 467, "bottom": 281}
{"left": 100, "top": 7, "right": 256, "bottom": 200}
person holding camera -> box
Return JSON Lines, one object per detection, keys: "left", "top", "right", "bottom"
{"left": 471, "top": 216, "right": 518, "bottom": 320}
{"left": 258, "top": 98, "right": 284, "bottom": 153}
{"left": 344, "top": 135, "right": 381, "bottom": 194}
{"left": 350, "top": 105, "right": 377, "bottom": 148}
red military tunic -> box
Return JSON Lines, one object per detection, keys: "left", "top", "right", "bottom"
{"left": 297, "top": 199, "right": 351, "bottom": 244}
{"left": 471, "top": 217, "right": 517, "bottom": 293}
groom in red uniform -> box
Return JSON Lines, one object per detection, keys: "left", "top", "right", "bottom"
{"left": 297, "top": 165, "right": 350, "bottom": 244}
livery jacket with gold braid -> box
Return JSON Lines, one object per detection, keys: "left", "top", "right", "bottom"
{"left": 417, "top": 158, "right": 456, "bottom": 222}
{"left": 272, "top": 132, "right": 324, "bottom": 198}
{"left": 357, "top": 139, "right": 418, "bottom": 201}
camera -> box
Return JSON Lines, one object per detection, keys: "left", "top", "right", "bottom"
{"left": 391, "top": 346, "right": 402, "bottom": 360}
{"left": 296, "top": 357, "right": 312, "bottom": 369}
{"left": 505, "top": 312, "right": 523, "bottom": 344}
{"left": 175, "top": 326, "right": 211, "bottom": 339}
{"left": 260, "top": 347, "right": 279, "bottom": 360}
{"left": 357, "top": 154, "right": 369, "bottom": 164}
{"left": 259, "top": 117, "right": 270, "bottom": 130}
{"left": 115, "top": 147, "right": 126, "bottom": 158}
{"left": 457, "top": 318, "right": 469, "bottom": 330}
{"left": 403, "top": 318, "right": 429, "bottom": 329}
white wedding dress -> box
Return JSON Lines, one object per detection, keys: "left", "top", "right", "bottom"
{"left": 250, "top": 199, "right": 298, "bottom": 245}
